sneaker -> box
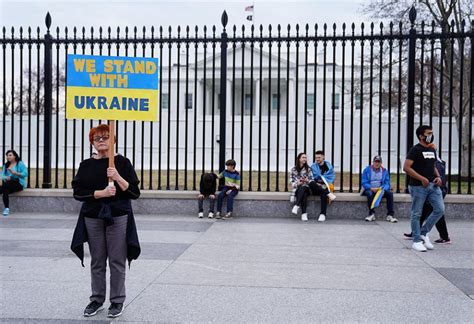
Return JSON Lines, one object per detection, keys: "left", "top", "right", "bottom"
{"left": 386, "top": 215, "right": 398, "bottom": 223}
{"left": 2, "top": 208, "right": 9, "bottom": 216}
{"left": 327, "top": 193, "right": 336, "bottom": 201}
{"left": 301, "top": 213, "right": 308, "bottom": 222}
{"left": 83, "top": 301, "right": 104, "bottom": 317}
{"left": 292, "top": 205, "right": 300, "bottom": 215}
{"left": 421, "top": 235, "right": 434, "bottom": 250}
{"left": 412, "top": 241, "right": 427, "bottom": 252}
{"left": 223, "top": 212, "right": 233, "bottom": 220}
{"left": 215, "top": 212, "right": 221, "bottom": 219}
{"left": 318, "top": 214, "right": 326, "bottom": 222}
{"left": 403, "top": 232, "right": 413, "bottom": 240}
{"left": 365, "top": 214, "right": 376, "bottom": 222}
{"left": 198, "top": 212, "right": 204, "bottom": 218}
{"left": 208, "top": 212, "right": 214, "bottom": 219}
{"left": 107, "top": 303, "right": 123, "bottom": 318}
{"left": 434, "top": 238, "right": 451, "bottom": 244}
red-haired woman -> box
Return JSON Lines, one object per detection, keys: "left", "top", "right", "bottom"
{"left": 71, "top": 124, "right": 140, "bottom": 318}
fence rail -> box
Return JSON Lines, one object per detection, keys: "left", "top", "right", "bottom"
{"left": 1, "top": 7, "right": 473, "bottom": 194}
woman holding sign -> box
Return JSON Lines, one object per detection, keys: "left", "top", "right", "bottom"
{"left": 71, "top": 124, "right": 140, "bottom": 318}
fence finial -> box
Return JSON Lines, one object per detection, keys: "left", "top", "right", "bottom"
{"left": 409, "top": 6, "right": 416, "bottom": 26}
{"left": 45, "top": 12, "right": 52, "bottom": 32}
{"left": 221, "top": 11, "right": 228, "bottom": 29}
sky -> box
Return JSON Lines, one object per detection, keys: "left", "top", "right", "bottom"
{"left": 1, "top": 0, "right": 369, "bottom": 35}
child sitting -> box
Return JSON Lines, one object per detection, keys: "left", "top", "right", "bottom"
{"left": 198, "top": 172, "right": 218, "bottom": 218}
{"left": 216, "top": 159, "right": 241, "bottom": 220}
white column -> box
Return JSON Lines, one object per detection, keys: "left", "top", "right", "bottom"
{"left": 255, "top": 79, "right": 260, "bottom": 121}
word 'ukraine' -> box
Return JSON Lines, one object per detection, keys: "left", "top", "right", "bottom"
{"left": 74, "top": 96, "right": 150, "bottom": 111}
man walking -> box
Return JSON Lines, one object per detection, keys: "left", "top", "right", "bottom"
{"left": 403, "top": 125, "right": 445, "bottom": 252}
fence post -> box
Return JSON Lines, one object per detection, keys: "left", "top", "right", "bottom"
{"left": 406, "top": 6, "right": 417, "bottom": 147}
{"left": 42, "top": 12, "right": 53, "bottom": 188}
{"left": 406, "top": 6, "right": 417, "bottom": 192}
{"left": 218, "top": 11, "right": 228, "bottom": 188}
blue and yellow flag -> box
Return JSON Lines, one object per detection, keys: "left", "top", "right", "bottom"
{"left": 370, "top": 188, "right": 384, "bottom": 209}
{"left": 66, "top": 54, "right": 159, "bottom": 121}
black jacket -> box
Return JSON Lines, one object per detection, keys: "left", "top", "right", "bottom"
{"left": 70, "top": 199, "right": 141, "bottom": 267}
{"left": 70, "top": 155, "right": 141, "bottom": 267}
{"left": 199, "top": 173, "right": 217, "bottom": 196}
{"left": 435, "top": 158, "right": 448, "bottom": 197}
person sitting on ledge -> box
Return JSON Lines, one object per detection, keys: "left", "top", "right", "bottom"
{"left": 290, "top": 152, "right": 313, "bottom": 222}
{"left": 309, "top": 150, "right": 336, "bottom": 222}
{"left": 361, "top": 155, "right": 397, "bottom": 223}
{"left": 1, "top": 149, "right": 28, "bottom": 216}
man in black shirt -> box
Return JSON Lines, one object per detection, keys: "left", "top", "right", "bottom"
{"left": 403, "top": 125, "right": 445, "bottom": 252}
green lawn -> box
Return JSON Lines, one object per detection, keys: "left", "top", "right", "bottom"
{"left": 25, "top": 168, "right": 472, "bottom": 194}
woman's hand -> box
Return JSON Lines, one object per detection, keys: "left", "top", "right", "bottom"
{"left": 107, "top": 167, "right": 122, "bottom": 181}
{"left": 94, "top": 185, "right": 116, "bottom": 199}
{"left": 7, "top": 168, "right": 16, "bottom": 175}
{"left": 102, "top": 185, "right": 116, "bottom": 197}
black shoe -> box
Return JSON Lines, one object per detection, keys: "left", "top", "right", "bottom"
{"left": 403, "top": 232, "right": 413, "bottom": 240}
{"left": 107, "top": 303, "right": 124, "bottom": 318}
{"left": 83, "top": 301, "right": 104, "bottom": 317}
{"left": 434, "top": 238, "right": 452, "bottom": 244}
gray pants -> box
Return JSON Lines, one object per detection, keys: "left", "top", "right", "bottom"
{"left": 85, "top": 215, "right": 128, "bottom": 304}
{"left": 198, "top": 195, "right": 215, "bottom": 213}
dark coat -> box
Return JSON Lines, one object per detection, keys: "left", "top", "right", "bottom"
{"left": 70, "top": 199, "right": 141, "bottom": 267}
{"left": 70, "top": 155, "right": 141, "bottom": 267}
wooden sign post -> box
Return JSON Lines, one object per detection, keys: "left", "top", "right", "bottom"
{"left": 108, "top": 120, "right": 116, "bottom": 186}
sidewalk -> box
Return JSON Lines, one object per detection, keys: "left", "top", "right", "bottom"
{"left": 1, "top": 212, "right": 473, "bottom": 323}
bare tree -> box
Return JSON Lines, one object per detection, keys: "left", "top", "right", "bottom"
{"left": 361, "top": 0, "right": 473, "bottom": 178}
{"left": 2, "top": 64, "right": 66, "bottom": 116}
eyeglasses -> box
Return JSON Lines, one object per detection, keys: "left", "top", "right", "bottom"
{"left": 93, "top": 135, "right": 110, "bottom": 142}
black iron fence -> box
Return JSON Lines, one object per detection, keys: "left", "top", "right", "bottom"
{"left": 1, "top": 7, "right": 473, "bottom": 194}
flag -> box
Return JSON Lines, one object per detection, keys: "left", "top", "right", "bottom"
{"left": 370, "top": 188, "right": 385, "bottom": 209}
{"left": 320, "top": 175, "right": 330, "bottom": 190}
{"left": 246, "top": 15, "right": 253, "bottom": 21}
{"left": 245, "top": 5, "right": 254, "bottom": 11}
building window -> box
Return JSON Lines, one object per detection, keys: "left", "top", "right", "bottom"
{"left": 332, "top": 93, "right": 340, "bottom": 110}
{"left": 272, "top": 94, "right": 280, "bottom": 111}
{"left": 244, "top": 94, "right": 252, "bottom": 114}
{"left": 216, "top": 93, "right": 221, "bottom": 112}
{"left": 186, "top": 94, "right": 193, "bottom": 109}
{"left": 355, "top": 94, "right": 361, "bottom": 110}
{"left": 162, "top": 93, "right": 169, "bottom": 110}
{"left": 306, "top": 94, "right": 315, "bottom": 110}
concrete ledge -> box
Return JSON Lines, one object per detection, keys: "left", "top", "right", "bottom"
{"left": 7, "top": 189, "right": 474, "bottom": 219}
{"left": 12, "top": 189, "right": 474, "bottom": 203}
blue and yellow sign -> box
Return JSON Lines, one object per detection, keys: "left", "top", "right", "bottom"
{"left": 66, "top": 54, "right": 158, "bottom": 121}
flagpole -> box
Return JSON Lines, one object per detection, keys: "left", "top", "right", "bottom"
{"left": 252, "top": 0, "right": 255, "bottom": 26}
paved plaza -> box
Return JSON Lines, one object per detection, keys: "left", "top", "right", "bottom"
{"left": 0, "top": 212, "right": 473, "bottom": 323}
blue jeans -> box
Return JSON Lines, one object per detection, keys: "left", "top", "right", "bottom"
{"left": 217, "top": 186, "right": 239, "bottom": 212}
{"left": 409, "top": 183, "right": 445, "bottom": 243}
{"left": 362, "top": 190, "right": 394, "bottom": 216}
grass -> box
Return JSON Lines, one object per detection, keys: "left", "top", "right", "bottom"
{"left": 25, "top": 168, "right": 472, "bottom": 194}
